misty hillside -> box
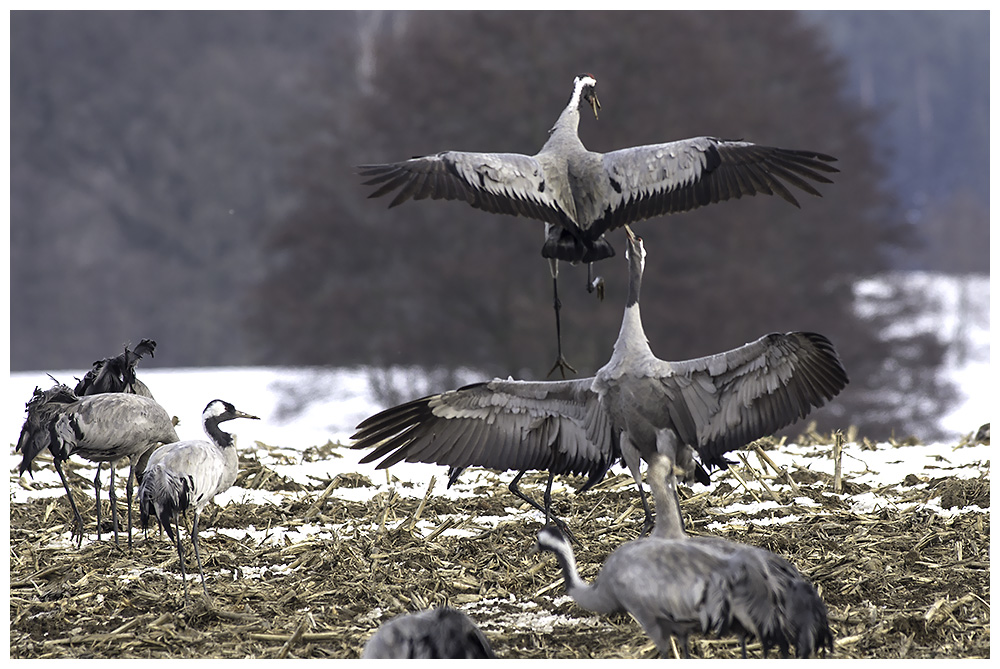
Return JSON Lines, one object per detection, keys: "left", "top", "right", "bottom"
{"left": 8, "top": 11, "right": 989, "bottom": 441}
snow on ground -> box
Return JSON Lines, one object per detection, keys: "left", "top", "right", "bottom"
{"left": 6, "top": 271, "right": 990, "bottom": 647}
{"left": 6, "top": 339, "right": 991, "bottom": 650}
{"left": 7, "top": 362, "right": 990, "bottom": 549}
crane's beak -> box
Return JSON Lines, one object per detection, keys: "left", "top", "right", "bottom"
{"left": 588, "top": 92, "right": 601, "bottom": 120}
{"left": 235, "top": 410, "right": 260, "bottom": 421}
{"left": 625, "top": 225, "right": 636, "bottom": 242}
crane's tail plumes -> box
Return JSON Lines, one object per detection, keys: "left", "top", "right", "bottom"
{"left": 131, "top": 338, "right": 157, "bottom": 360}
{"left": 541, "top": 226, "right": 616, "bottom": 263}
{"left": 138, "top": 464, "right": 192, "bottom": 542}
{"left": 15, "top": 384, "right": 79, "bottom": 476}
{"left": 362, "top": 608, "right": 496, "bottom": 659}
{"left": 74, "top": 339, "right": 157, "bottom": 397}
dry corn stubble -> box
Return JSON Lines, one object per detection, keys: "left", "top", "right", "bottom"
{"left": 9, "top": 430, "right": 990, "bottom": 659}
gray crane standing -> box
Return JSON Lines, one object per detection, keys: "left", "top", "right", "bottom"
{"left": 138, "top": 399, "right": 258, "bottom": 600}
{"left": 16, "top": 384, "right": 179, "bottom": 548}
{"left": 644, "top": 451, "right": 833, "bottom": 657}
{"left": 360, "top": 74, "right": 838, "bottom": 376}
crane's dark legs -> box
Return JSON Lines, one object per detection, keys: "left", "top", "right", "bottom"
{"left": 108, "top": 462, "right": 120, "bottom": 545}
{"left": 126, "top": 462, "right": 136, "bottom": 550}
{"left": 174, "top": 514, "right": 190, "bottom": 601}
{"left": 508, "top": 471, "right": 576, "bottom": 542}
{"left": 191, "top": 513, "right": 209, "bottom": 597}
{"left": 547, "top": 263, "right": 577, "bottom": 379}
{"left": 93, "top": 464, "right": 103, "bottom": 542}
{"left": 53, "top": 459, "right": 85, "bottom": 547}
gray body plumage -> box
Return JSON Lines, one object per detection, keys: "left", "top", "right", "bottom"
{"left": 645, "top": 452, "right": 833, "bottom": 657}
{"left": 535, "top": 524, "right": 732, "bottom": 657}
{"left": 352, "top": 228, "right": 848, "bottom": 532}
{"left": 16, "top": 384, "right": 179, "bottom": 547}
{"left": 535, "top": 453, "right": 832, "bottom": 659}
{"left": 360, "top": 74, "right": 838, "bottom": 265}
{"left": 361, "top": 607, "right": 495, "bottom": 659}
{"left": 137, "top": 399, "right": 258, "bottom": 599}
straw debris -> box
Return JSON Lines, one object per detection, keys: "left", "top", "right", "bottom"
{"left": 9, "top": 430, "right": 990, "bottom": 658}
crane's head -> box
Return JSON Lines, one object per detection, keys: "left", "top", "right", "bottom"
{"left": 573, "top": 73, "right": 600, "bottom": 120}
{"left": 533, "top": 524, "right": 573, "bottom": 558}
{"left": 202, "top": 399, "right": 260, "bottom": 424}
{"left": 624, "top": 225, "right": 645, "bottom": 269}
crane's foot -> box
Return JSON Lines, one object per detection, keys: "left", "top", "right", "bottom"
{"left": 547, "top": 354, "right": 577, "bottom": 379}
{"left": 587, "top": 275, "right": 605, "bottom": 300}
{"left": 640, "top": 511, "right": 655, "bottom": 537}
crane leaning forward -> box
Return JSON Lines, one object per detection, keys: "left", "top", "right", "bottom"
{"left": 360, "top": 74, "right": 838, "bottom": 376}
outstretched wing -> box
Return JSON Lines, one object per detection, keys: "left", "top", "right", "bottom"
{"left": 656, "top": 332, "right": 848, "bottom": 468}
{"left": 592, "top": 137, "right": 838, "bottom": 236}
{"left": 351, "top": 377, "right": 615, "bottom": 485}
{"left": 360, "top": 151, "right": 576, "bottom": 227}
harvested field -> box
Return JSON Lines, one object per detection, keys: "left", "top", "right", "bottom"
{"left": 9, "top": 429, "right": 990, "bottom": 659}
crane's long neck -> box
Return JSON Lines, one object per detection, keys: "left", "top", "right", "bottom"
{"left": 551, "top": 97, "right": 581, "bottom": 139}
{"left": 648, "top": 451, "right": 688, "bottom": 540}
{"left": 550, "top": 543, "right": 618, "bottom": 614}
{"left": 204, "top": 417, "right": 235, "bottom": 450}
{"left": 546, "top": 79, "right": 588, "bottom": 146}
{"left": 610, "top": 238, "right": 653, "bottom": 362}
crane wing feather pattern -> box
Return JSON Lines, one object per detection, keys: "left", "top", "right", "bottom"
{"left": 352, "top": 378, "right": 616, "bottom": 489}
{"left": 353, "top": 228, "right": 848, "bottom": 532}
{"left": 360, "top": 151, "right": 574, "bottom": 227}
{"left": 654, "top": 332, "right": 849, "bottom": 469}
{"left": 593, "top": 139, "right": 838, "bottom": 237}
{"left": 360, "top": 77, "right": 837, "bottom": 256}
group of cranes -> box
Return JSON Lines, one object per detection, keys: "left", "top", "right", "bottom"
{"left": 14, "top": 73, "right": 846, "bottom": 657}
{"left": 16, "top": 340, "right": 177, "bottom": 548}
{"left": 353, "top": 73, "right": 845, "bottom": 657}
{"left": 16, "top": 340, "right": 256, "bottom": 601}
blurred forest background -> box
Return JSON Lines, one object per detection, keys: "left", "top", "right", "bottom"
{"left": 9, "top": 11, "right": 989, "bottom": 439}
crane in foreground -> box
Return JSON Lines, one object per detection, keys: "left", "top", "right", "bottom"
{"left": 361, "top": 607, "right": 496, "bottom": 659}
{"left": 644, "top": 451, "right": 833, "bottom": 657}
{"left": 351, "top": 227, "right": 848, "bottom": 533}
{"left": 360, "top": 74, "right": 838, "bottom": 376}
{"left": 16, "top": 384, "right": 179, "bottom": 548}
{"left": 138, "top": 399, "right": 259, "bottom": 600}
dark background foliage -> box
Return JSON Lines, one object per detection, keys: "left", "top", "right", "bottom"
{"left": 9, "top": 10, "right": 989, "bottom": 439}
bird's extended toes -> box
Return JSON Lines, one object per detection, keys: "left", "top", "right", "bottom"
{"left": 547, "top": 356, "right": 578, "bottom": 379}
